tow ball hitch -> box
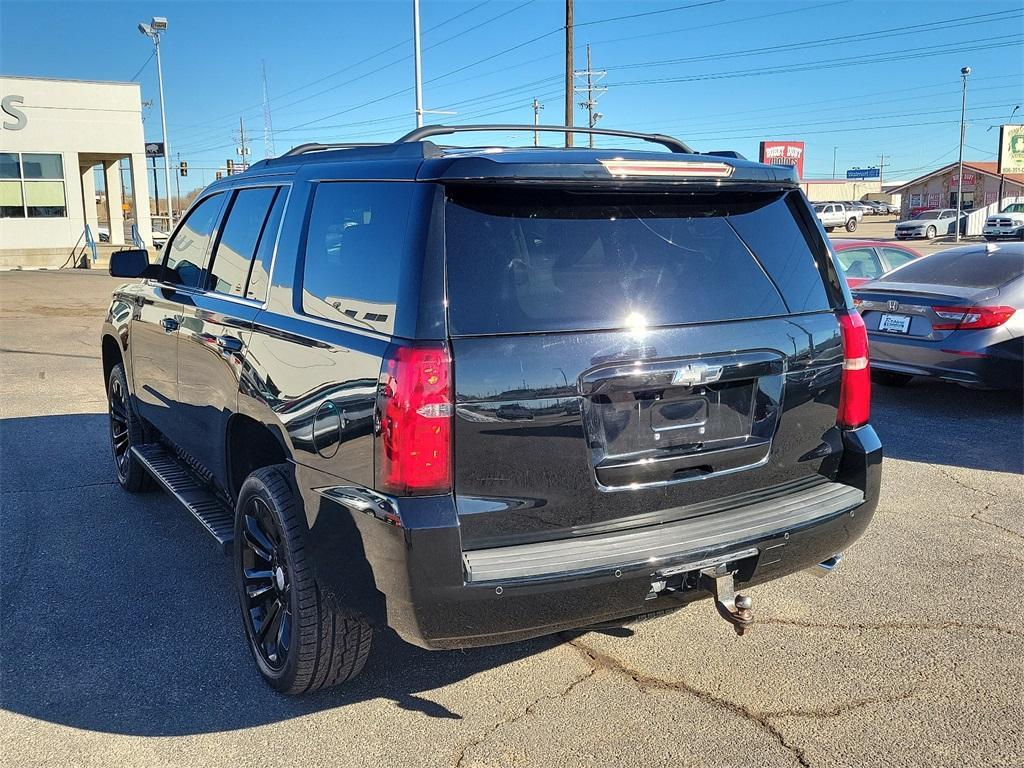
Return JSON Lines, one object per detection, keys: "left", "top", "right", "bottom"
{"left": 699, "top": 564, "right": 753, "bottom": 636}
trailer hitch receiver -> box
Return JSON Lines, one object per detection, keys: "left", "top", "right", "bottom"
{"left": 699, "top": 563, "right": 753, "bottom": 636}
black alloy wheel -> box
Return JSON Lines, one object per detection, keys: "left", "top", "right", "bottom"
{"left": 240, "top": 495, "right": 293, "bottom": 671}
{"left": 107, "top": 363, "right": 155, "bottom": 492}
{"left": 109, "top": 375, "right": 131, "bottom": 480}
{"left": 234, "top": 464, "right": 373, "bottom": 693}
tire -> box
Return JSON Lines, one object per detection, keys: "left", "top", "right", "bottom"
{"left": 107, "top": 363, "right": 156, "bottom": 492}
{"left": 825, "top": 226, "right": 835, "bottom": 233}
{"left": 845, "top": 218, "right": 858, "bottom": 233}
{"left": 872, "top": 370, "right": 913, "bottom": 387}
{"left": 926, "top": 226, "right": 936, "bottom": 240}
{"left": 234, "top": 464, "right": 372, "bottom": 694}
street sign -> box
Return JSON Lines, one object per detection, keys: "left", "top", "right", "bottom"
{"left": 846, "top": 167, "right": 881, "bottom": 180}
{"left": 145, "top": 142, "right": 165, "bottom": 158}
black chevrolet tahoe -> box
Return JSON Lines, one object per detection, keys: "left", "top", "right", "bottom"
{"left": 101, "top": 125, "right": 882, "bottom": 694}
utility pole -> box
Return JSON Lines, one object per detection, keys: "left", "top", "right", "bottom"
{"left": 237, "top": 117, "right": 251, "bottom": 172}
{"left": 151, "top": 156, "right": 160, "bottom": 216}
{"left": 832, "top": 146, "right": 838, "bottom": 180}
{"left": 877, "top": 153, "right": 889, "bottom": 187}
{"left": 575, "top": 45, "right": 607, "bottom": 148}
{"left": 564, "top": 0, "right": 573, "bottom": 147}
{"left": 261, "top": 60, "right": 276, "bottom": 158}
{"left": 532, "top": 98, "right": 544, "bottom": 146}
{"left": 413, "top": 0, "right": 424, "bottom": 127}
{"left": 955, "top": 66, "right": 970, "bottom": 243}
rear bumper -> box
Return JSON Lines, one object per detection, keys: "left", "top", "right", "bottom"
{"left": 316, "top": 425, "right": 881, "bottom": 650}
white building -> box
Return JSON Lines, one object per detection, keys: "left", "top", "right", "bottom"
{"left": 1, "top": 75, "right": 153, "bottom": 268}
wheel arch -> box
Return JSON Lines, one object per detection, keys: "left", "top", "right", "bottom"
{"left": 225, "top": 413, "right": 291, "bottom": 501}
{"left": 101, "top": 334, "right": 124, "bottom": 388}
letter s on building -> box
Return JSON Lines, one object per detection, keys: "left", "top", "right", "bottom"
{"left": 2, "top": 95, "right": 27, "bottom": 131}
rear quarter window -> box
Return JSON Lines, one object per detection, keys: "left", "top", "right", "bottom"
{"left": 300, "top": 181, "right": 420, "bottom": 335}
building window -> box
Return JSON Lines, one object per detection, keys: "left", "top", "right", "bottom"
{"left": 0, "top": 152, "right": 66, "bottom": 218}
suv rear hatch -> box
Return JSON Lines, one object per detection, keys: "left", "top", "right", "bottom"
{"left": 444, "top": 184, "right": 845, "bottom": 549}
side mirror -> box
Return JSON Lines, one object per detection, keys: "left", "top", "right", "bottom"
{"left": 109, "top": 249, "right": 160, "bottom": 279}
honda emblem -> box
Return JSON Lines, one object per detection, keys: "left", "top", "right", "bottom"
{"left": 887, "top": 300, "right": 900, "bottom": 312}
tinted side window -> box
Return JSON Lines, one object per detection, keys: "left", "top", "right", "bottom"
{"left": 835, "top": 247, "right": 883, "bottom": 280}
{"left": 208, "top": 186, "right": 278, "bottom": 297}
{"left": 881, "top": 247, "right": 915, "bottom": 269}
{"left": 164, "top": 193, "right": 224, "bottom": 288}
{"left": 301, "top": 181, "right": 417, "bottom": 334}
{"left": 727, "top": 193, "right": 832, "bottom": 312}
{"left": 245, "top": 188, "right": 288, "bottom": 303}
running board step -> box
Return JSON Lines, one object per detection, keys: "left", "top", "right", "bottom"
{"left": 132, "top": 443, "right": 234, "bottom": 552}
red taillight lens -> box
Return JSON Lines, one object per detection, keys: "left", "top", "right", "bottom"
{"left": 837, "top": 310, "right": 871, "bottom": 429}
{"left": 931, "top": 305, "right": 1015, "bottom": 331}
{"left": 376, "top": 343, "right": 453, "bottom": 496}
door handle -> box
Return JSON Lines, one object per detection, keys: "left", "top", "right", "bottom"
{"left": 216, "top": 335, "right": 244, "bottom": 354}
{"left": 160, "top": 317, "right": 179, "bottom": 333}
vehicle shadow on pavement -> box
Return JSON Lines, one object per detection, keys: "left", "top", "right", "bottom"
{"left": 871, "top": 379, "right": 1023, "bottom": 473}
{"left": 0, "top": 413, "right": 559, "bottom": 736}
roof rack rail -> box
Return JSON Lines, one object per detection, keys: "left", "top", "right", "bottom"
{"left": 396, "top": 124, "right": 695, "bottom": 154}
{"left": 281, "top": 141, "right": 386, "bottom": 157}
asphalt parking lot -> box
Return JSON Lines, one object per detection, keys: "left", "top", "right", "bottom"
{"left": 1, "top": 270, "right": 1022, "bottom": 768}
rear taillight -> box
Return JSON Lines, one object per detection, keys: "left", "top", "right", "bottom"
{"left": 376, "top": 343, "right": 453, "bottom": 496}
{"left": 931, "top": 305, "right": 1015, "bottom": 331}
{"left": 837, "top": 310, "right": 870, "bottom": 429}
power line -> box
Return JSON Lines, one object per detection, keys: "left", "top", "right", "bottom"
{"left": 128, "top": 52, "right": 154, "bottom": 82}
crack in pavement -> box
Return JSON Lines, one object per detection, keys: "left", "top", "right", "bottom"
{"left": 563, "top": 637, "right": 812, "bottom": 768}
{"left": 763, "top": 691, "right": 918, "bottom": 721}
{"left": 936, "top": 467, "right": 1001, "bottom": 498}
{"left": 451, "top": 659, "right": 598, "bottom": 768}
{"left": 759, "top": 616, "right": 1023, "bottom": 638}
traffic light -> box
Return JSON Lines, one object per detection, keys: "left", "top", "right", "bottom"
{"left": 226, "top": 159, "right": 234, "bottom": 174}
{"left": 179, "top": 160, "right": 188, "bottom": 177}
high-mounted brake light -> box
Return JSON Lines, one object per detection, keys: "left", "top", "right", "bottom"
{"left": 837, "top": 310, "right": 870, "bottom": 429}
{"left": 598, "top": 159, "right": 735, "bottom": 178}
{"left": 376, "top": 343, "right": 453, "bottom": 496}
{"left": 931, "top": 305, "right": 1015, "bottom": 331}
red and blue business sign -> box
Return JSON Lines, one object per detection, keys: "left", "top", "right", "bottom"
{"left": 759, "top": 141, "right": 805, "bottom": 179}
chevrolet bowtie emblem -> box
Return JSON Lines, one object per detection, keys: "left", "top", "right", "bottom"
{"left": 671, "top": 362, "right": 724, "bottom": 387}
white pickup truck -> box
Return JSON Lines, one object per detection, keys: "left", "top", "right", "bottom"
{"left": 812, "top": 202, "right": 863, "bottom": 233}
{"left": 982, "top": 203, "right": 1024, "bottom": 241}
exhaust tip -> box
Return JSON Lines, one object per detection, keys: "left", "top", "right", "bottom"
{"left": 812, "top": 553, "right": 844, "bottom": 577}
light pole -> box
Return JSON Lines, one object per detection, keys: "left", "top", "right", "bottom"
{"left": 832, "top": 146, "right": 838, "bottom": 180}
{"left": 955, "top": 66, "right": 970, "bottom": 242}
{"left": 413, "top": 0, "right": 423, "bottom": 127}
{"left": 138, "top": 17, "right": 174, "bottom": 228}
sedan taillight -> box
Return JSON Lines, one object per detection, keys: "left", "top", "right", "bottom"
{"left": 931, "top": 305, "right": 1016, "bottom": 331}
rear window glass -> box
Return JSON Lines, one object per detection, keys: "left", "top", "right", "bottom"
{"left": 445, "top": 188, "right": 829, "bottom": 335}
{"left": 879, "top": 247, "right": 1024, "bottom": 288}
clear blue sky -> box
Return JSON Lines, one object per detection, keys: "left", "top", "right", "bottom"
{"left": 2, "top": 0, "right": 1022, "bottom": 194}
